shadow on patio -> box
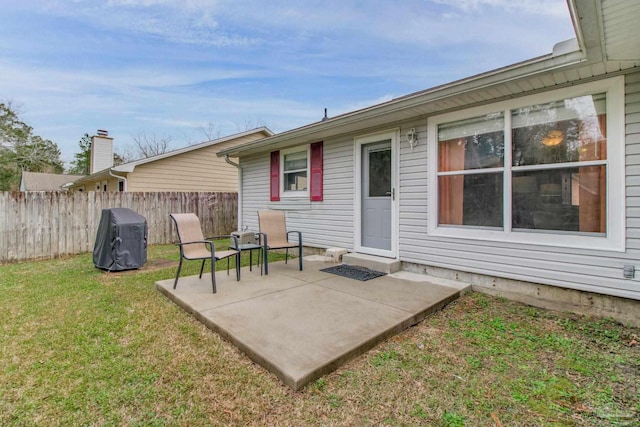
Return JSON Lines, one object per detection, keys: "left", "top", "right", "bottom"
{"left": 155, "top": 256, "right": 470, "bottom": 391}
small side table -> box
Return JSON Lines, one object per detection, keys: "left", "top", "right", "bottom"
{"left": 230, "top": 235, "right": 265, "bottom": 275}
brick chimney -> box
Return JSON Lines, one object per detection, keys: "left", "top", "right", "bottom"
{"left": 90, "top": 130, "right": 114, "bottom": 174}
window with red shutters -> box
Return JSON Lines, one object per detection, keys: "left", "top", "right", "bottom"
{"left": 271, "top": 142, "right": 323, "bottom": 201}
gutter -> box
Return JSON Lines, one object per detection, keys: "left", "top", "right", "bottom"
{"left": 566, "top": 0, "right": 586, "bottom": 55}
{"left": 218, "top": 44, "right": 587, "bottom": 158}
{"left": 224, "top": 155, "right": 243, "bottom": 229}
{"left": 108, "top": 170, "right": 128, "bottom": 192}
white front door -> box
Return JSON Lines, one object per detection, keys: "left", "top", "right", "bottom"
{"left": 356, "top": 130, "right": 398, "bottom": 258}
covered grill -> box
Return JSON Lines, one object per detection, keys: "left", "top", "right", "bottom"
{"left": 93, "top": 208, "right": 147, "bottom": 271}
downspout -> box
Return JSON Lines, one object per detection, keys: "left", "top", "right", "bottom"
{"left": 225, "top": 155, "right": 243, "bottom": 230}
{"left": 109, "top": 170, "right": 127, "bottom": 192}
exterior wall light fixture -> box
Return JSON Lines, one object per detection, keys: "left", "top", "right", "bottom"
{"left": 407, "top": 128, "right": 418, "bottom": 150}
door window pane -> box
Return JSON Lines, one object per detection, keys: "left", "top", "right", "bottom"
{"left": 368, "top": 148, "right": 391, "bottom": 197}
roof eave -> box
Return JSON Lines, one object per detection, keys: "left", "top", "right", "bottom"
{"left": 135, "top": 126, "right": 273, "bottom": 165}
{"left": 69, "top": 169, "right": 112, "bottom": 186}
{"left": 218, "top": 48, "right": 586, "bottom": 158}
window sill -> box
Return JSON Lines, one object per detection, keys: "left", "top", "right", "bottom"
{"left": 430, "top": 226, "right": 625, "bottom": 253}
{"left": 280, "top": 191, "right": 309, "bottom": 198}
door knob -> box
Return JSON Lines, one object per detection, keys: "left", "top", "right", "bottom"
{"left": 385, "top": 188, "right": 396, "bottom": 200}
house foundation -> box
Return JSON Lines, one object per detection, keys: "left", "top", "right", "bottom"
{"left": 403, "top": 262, "right": 640, "bottom": 328}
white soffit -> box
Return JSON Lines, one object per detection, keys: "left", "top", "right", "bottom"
{"left": 601, "top": 0, "right": 640, "bottom": 60}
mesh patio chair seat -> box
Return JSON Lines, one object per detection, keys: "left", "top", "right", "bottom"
{"left": 170, "top": 213, "right": 240, "bottom": 293}
{"left": 258, "top": 210, "right": 302, "bottom": 274}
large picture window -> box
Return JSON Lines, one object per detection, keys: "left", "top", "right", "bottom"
{"left": 429, "top": 77, "right": 624, "bottom": 251}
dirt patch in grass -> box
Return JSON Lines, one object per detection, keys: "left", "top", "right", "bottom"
{"left": 142, "top": 258, "right": 177, "bottom": 270}
{"left": 98, "top": 258, "right": 177, "bottom": 276}
{"left": 1, "top": 247, "right": 638, "bottom": 426}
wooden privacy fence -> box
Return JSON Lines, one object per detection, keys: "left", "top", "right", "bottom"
{"left": 0, "top": 191, "right": 237, "bottom": 264}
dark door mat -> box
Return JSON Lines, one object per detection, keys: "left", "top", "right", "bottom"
{"left": 320, "top": 264, "right": 386, "bottom": 281}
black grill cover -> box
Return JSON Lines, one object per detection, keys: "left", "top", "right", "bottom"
{"left": 93, "top": 208, "right": 147, "bottom": 271}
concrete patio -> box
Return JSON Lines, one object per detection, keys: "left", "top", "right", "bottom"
{"left": 155, "top": 256, "right": 470, "bottom": 391}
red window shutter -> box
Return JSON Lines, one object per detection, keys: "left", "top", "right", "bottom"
{"left": 270, "top": 151, "right": 280, "bottom": 201}
{"left": 310, "top": 141, "right": 323, "bottom": 201}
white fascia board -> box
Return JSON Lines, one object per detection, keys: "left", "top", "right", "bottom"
{"left": 112, "top": 164, "right": 135, "bottom": 173}
{"left": 566, "top": 0, "right": 586, "bottom": 55}
{"left": 71, "top": 169, "right": 111, "bottom": 185}
{"left": 219, "top": 49, "right": 587, "bottom": 158}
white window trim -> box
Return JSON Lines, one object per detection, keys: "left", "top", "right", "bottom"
{"left": 427, "top": 76, "right": 625, "bottom": 252}
{"left": 280, "top": 145, "right": 310, "bottom": 198}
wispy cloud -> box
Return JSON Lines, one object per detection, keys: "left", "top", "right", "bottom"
{"left": 0, "top": 0, "right": 575, "bottom": 164}
{"left": 432, "top": 0, "right": 568, "bottom": 17}
{"left": 36, "top": 0, "right": 256, "bottom": 47}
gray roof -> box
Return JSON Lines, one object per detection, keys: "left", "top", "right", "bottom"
{"left": 20, "top": 172, "right": 86, "bottom": 191}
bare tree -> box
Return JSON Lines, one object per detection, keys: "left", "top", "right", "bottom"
{"left": 130, "top": 132, "right": 173, "bottom": 158}
{"left": 199, "top": 121, "right": 221, "bottom": 142}
{"left": 183, "top": 119, "right": 268, "bottom": 147}
{"left": 235, "top": 118, "right": 266, "bottom": 133}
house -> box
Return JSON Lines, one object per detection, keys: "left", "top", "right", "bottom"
{"left": 20, "top": 171, "right": 85, "bottom": 191}
{"left": 218, "top": 0, "right": 640, "bottom": 326}
{"left": 67, "top": 127, "right": 273, "bottom": 192}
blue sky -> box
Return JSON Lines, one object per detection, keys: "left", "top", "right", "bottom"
{"left": 0, "top": 0, "right": 575, "bottom": 166}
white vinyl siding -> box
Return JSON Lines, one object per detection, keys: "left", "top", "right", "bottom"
{"left": 237, "top": 72, "right": 640, "bottom": 301}
{"left": 399, "top": 72, "right": 640, "bottom": 300}
{"left": 626, "top": 71, "right": 640, "bottom": 249}
{"left": 240, "top": 137, "right": 354, "bottom": 250}
{"left": 398, "top": 120, "right": 429, "bottom": 251}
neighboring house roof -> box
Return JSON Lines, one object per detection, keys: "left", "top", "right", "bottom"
{"left": 20, "top": 172, "right": 85, "bottom": 191}
{"left": 69, "top": 126, "right": 273, "bottom": 186}
{"left": 218, "top": 0, "right": 640, "bottom": 158}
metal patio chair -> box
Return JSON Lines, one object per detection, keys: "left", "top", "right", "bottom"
{"left": 170, "top": 213, "right": 240, "bottom": 293}
{"left": 257, "top": 210, "right": 302, "bottom": 274}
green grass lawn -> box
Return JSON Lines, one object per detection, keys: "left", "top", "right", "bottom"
{"left": 1, "top": 245, "right": 638, "bottom": 426}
